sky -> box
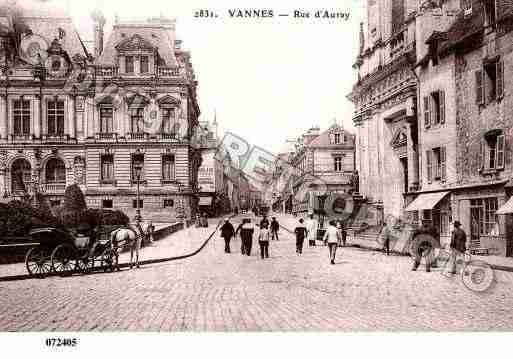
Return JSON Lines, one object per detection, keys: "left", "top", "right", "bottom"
{"left": 49, "top": 0, "right": 365, "bottom": 154}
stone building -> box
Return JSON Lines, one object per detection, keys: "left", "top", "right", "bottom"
{"left": 351, "top": 0, "right": 513, "bottom": 256}
{"left": 409, "top": 0, "right": 513, "bottom": 255}
{"left": 288, "top": 123, "right": 356, "bottom": 223}
{"left": 348, "top": 0, "right": 419, "bottom": 225}
{"left": 0, "top": 2, "right": 202, "bottom": 222}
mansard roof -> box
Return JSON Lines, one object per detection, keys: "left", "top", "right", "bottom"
{"left": 435, "top": 0, "right": 513, "bottom": 58}
{"left": 307, "top": 124, "right": 354, "bottom": 148}
{"left": 115, "top": 34, "right": 156, "bottom": 52}
{"left": 97, "top": 23, "right": 178, "bottom": 67}
{"left": 1, "top": 1, "right": 88, "bottom": 60}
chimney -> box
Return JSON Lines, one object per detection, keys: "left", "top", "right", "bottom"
{"left": 91, "top": 9, "right": 106, "bottom": 58}
{"left": 358, "top": 22, "right": 364, "bottom": 56}
{"left": 303, "top": 126, "right": 320, "bottom": 146}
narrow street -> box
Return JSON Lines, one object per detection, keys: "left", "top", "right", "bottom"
{"left": 1, "top": 215, "right": 513, "bottom": 331}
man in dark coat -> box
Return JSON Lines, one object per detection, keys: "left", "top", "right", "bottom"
{"left": 220, "top": 218, "right": 235, "bottom": 253}
{"left": 412, "top": 221, "right": 440, "bottom": 272}
{"left": 236, "top": 218, "right": 255, "bottom": 255}
{"left": 260, "top": 215, "right": 270, "bottom": 230}
{"left": 270, "top": 217, "right": 280, "bottom": 240}
{"left": 449, "top": 220, "right": 467, "bottom": 274}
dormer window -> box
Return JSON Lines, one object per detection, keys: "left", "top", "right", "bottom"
{"left": 125, "top": 56, "right": 134, "bottom": 74}
{"left": 334, "top": 133, "right": 341, "bottom": 144}
{"left": 140, "top": 56, "right": 149, "bottom": 74}
{"left": 484, "top": 0, "right": 496, "bottom": 27}
{"left": 462, "top": 0, "right": 472, "bottom": 16}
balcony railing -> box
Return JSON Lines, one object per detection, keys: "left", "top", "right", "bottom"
{"left": 95, "top": 132, "right": 118, "bottom": 141}
{"left": 42, "top": 182, "right": 66, "bottom": 194}
{"left": 161, "top": 178, "right": 178, "bottom": 185}
{"left": 42, "top": 134, "right": 69, "bottom": 142}
{"left": 127, "top": 132, "right": 148, "bottom": 140}
{"left": 11, "top": 134, "right": 33, "bottom": 142}
{"left": 157, "top": 67, "right": 180, "bottom": 77}
{"left": 158, "top": 132, "right": 178, "bottom": 140}
{"left": 96, "top": 66, "right": 118, "bottom": 77}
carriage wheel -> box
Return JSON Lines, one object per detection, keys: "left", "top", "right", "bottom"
{"left": 51, "top": 244, "right": 77, "bottom": 275}
{"left": 25, "top": 247, "right": 52, "bottom": 277}
{"left": 75, "top": 256, "right": 92, "bottom": 274}
{"left": 100, "top": 248, "right": 115, "bottom": 272}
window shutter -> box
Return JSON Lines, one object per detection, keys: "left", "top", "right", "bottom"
{"left": 441, "top": 147, "right": 447, "bottom": 181}
{"left": 427, "top": 150, "right": 432, "bottom": 183}
{"left": 424, "top": 96, "right": 431, "bottom": 128}
{"left": 497, "top": 60, "right": 504, "bottom": 99}
{"left": 439, "top": 90, "right": 445, "bottom": 124}
{"left": 475, "top": 70, "right": 484, "bottom": 105}
{"left": 497, "top": 134, "right": 505, "bottom": 169}
{"left": 478, "top": 138, "right": 485, "bottom": 171}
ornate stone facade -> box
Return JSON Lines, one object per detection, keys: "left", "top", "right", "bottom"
{"left": 0, "top": 3, "right": 201, "bottom": 221}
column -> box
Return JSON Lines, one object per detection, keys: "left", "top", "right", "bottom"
{"left": 0, "top": 95, "right": 6, "bottom": 140}
{"left": 34, "top": 95, "right": 41, "bottom": 138}
{"left": 68, "top": 96, "right": 76, "bottom": 139}
{"left": 86, "top": 96, "right": 95, "bottom": 138}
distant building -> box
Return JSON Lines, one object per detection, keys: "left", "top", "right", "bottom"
{"left": 289, "top": 123, "right": 356, "bottom": 223}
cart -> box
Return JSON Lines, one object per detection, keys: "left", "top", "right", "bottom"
{"left": 25, "top": 227, "right": 119, "bottom": 277}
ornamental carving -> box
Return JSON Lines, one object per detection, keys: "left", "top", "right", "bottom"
{"left": 73, "top": 156, "right": 86, "bottom": 185}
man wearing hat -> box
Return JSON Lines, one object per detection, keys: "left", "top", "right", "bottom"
{"left": 220, "top": 218, "right": 235, "bottom": 253}
{"left": 449, "top": 220, "right": 467, "bottom": 274}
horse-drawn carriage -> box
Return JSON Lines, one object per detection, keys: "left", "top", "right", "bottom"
{"left": 24, "top": 226, "right": 122, "bottom": 277}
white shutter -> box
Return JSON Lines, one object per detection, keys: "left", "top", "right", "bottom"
{"left": 497, "top": 134, "right": 505, "bottom": 169}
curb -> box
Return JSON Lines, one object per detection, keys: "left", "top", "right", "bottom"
{"left": 0, "top": 215, "right": 233, "bottom": 282}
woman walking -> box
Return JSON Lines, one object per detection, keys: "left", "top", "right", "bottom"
{"left": 323, "top": 220, "right": 341, "bottom": 264}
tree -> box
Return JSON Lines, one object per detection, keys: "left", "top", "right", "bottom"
{"left": 61, "top": 184, "right": 87, "bottom": 227}
{"left": 63, "top": 184, "right": 87, "bottom": 212}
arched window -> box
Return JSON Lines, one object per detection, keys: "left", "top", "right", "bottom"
{"left": 11, "top": 158, "right": 31, "bottom": 192}
{"left": 45, "top": 158, "right": 66, "bottom": 183}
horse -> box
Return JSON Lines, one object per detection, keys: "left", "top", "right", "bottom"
{"left": 110, "top": 224, "right": 144, "bottom": 269}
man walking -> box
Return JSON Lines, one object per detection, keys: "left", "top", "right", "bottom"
{"left": 220, "top": 218, "right": 235, "bottom": 253}
{"left": 270, "top": 217, "right": 280, "bottom": 240}
{"left": 449, "top": 221, "right": 467, "bottom": 274}
{"left": 412, "top": 220, "right": 440, "bottom": 272}
{"left": 381, "top": 222, "right": 392, "bottom": 256}
{"left": 237, "top": 218, "right": 255, "bottom": 256}
{"left": 258, "top": 226, "right": 270, "bottom": 259}
{"left": 305, "top": 213, "right": 318, "bottom": 246}
{"left": 260, "top": 215, "right": 270, "bottom": 230}
{"left": 323, "top": 220, "right": 341, "bottom": 264}
{"left": 294, "top": 218, "right": 307, "bottom": 255}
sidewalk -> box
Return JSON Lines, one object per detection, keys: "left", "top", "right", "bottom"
{"left": 273, "top": 212, "right": 513, "bottom": 272}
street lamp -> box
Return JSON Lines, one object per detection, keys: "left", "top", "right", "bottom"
{"left": 33, "top": 54, "right": 47, "bottom": 140}
{"left": 134, "top": 162, "right": 143, "bottom": 224}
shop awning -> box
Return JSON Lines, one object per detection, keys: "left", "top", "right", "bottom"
{"left": 198, "top": 197, "right": 212, "bottom": 206}
{"left": 404, "top": 191, "right": 450, "bottom": 212}
{"left": 497, "top": 197, "right": 513, "bottom": 215}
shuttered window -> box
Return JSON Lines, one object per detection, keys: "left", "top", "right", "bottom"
{"left": 476, "top": 70, "right": 484, "bottom": 105}
{"left": 426, "top": 150, "right": 433, "bottom": 183}
{"left": 439, "top": 90, "right": 445, "bottom": 124}
{"left": 479, "top": 139, "right": 485, "bottom": 171}
{"left": 496, "top": 134, "right": 505, "bottom": 169}
{"left": 423, "top": 96, "right": 430, "bottom": 128}
{"left": 440, "top": 147, "right": 447, "bottom": 181}
{"left": 497, "top": 60, "right": 504, "bottom": 99}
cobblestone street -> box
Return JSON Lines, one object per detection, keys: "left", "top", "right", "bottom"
{"left": 1, "top": 216, "right": 513, "bottom": 331}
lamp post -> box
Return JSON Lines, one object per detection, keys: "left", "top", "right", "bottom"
{"left": 33, "top": 54, "right": 46, "bottom": 140}
{"left": 134, "top": 162, "right": 143, "bottom": 224}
